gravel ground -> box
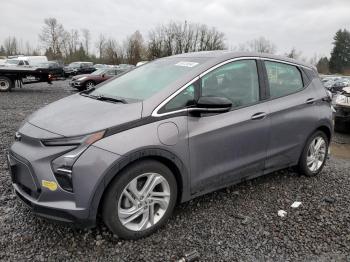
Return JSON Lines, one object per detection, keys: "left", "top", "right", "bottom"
{"left": 1, "top": 81, "right": 350, "bottom": 261}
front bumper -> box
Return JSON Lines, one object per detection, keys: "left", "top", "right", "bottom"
{"left": 7, "top": 151, "right": 93, "bottom": 227}
{"left": 69, "top": 81, "right": 82, "bottom": 88}
{"left": 8, "top": 123, "right": 120, "bottom": 228}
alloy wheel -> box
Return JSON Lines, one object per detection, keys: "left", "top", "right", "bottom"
{"left": 306, "top": 136, "right": 326, "bottom": 172}
{"left": 86, "top": 82, "right": 95, "bottom": 88}
{"left": 117, "top": 173, "right": 171, "bottom": 231}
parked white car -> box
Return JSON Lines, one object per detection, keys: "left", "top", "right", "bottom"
{"left": 4, "top": 56, "right": 48, "bottom": 67}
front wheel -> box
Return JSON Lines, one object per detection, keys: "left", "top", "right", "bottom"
{"left": 298, "top": 131, "right": 329, "bottom": 176}
{"left": 102, "top": 160, "right": 177, "bottom": 240}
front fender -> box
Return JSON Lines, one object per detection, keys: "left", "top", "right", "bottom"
{"left": 88, "top": 146, "right": 191, "bottom": 222}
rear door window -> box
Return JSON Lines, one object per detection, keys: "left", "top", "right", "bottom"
{"left": 264, "top": 61, "right": 304, "bottom": 98}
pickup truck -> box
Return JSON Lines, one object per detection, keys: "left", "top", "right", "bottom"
{"left": 0, "top": 66, "right": 52, "bottom": 92}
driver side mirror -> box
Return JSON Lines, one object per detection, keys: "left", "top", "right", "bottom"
{"left": 190, "top": 96, "right": 232, "bottom": 115}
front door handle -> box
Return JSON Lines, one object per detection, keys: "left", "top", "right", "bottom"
{"left": 306, "top": 98, "right": 316, "bottom": 104}
{"left": 251, "top": 112, "right": 267, "bottom": 120}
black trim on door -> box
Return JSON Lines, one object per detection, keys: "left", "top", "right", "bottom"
{"left": 257, "top": 59, "right": 269, "bottom": 100}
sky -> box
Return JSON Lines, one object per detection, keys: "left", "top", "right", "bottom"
{"left": 1, "top": 0, "right": 350, "bottom": 59}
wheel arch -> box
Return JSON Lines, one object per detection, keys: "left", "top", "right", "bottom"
{"left": 89, "top": 147, "right": 190, "bottom": 222}
{"left": 316, "top": 125, "right": 332, "bottom": 142}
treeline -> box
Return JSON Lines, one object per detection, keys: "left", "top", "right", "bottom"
{"left": 0, "top": 18, "right": 349, "bottom": 74}
{"left": 0, "top": 18, "right": 226, "bottom": 65}
{"left": 316, "top": 29, "right": 350, "bottom": 75}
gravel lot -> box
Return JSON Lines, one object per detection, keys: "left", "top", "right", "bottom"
{"left": 1, "top": 81, "right": 350, "bottom": 261}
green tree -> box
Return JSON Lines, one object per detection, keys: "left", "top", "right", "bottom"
{"left": 329, "top": 29, "right": 350, "bottom": 73}
{"left": 316, "top": 57, "right": 330, "bottom": 74}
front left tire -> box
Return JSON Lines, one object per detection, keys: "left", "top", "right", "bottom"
{"left": 102, "top": 160, "right": 177, "bottom": 240}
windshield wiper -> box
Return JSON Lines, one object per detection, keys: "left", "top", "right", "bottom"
{"left": 80, "top": 90, "right": 127, "bottom": 104}
{"left": 95, "top": 95, "right": 127, "bottom": 104}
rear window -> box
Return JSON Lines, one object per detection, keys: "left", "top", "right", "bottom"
{"left": 265, "top": 61, "right": 303, "bottom": 98}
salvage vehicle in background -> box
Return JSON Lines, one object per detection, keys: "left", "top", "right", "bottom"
{"left": 4, "top": 56, "right": 48, "bottom": 67}
{"left": 334, "top": 86, "right": 350, "bottom": 132}
{"left": 63, "top": 62, "right": 95, "bottom": 77}
{"left": 70, "top": 68, "right": 128, "bottom": 91}
{"left": 331, "top": 79, "right": 350, "bottom": 93}
{"left": 0, "top": 66, "right": 52, "bottom": 92}
{"left": 37, "top": 61, "right": 65, "bottom": 78}
{"left": 8, "top": 51, "right": 333, "bottom": 239}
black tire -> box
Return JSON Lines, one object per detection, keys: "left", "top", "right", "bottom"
{"left": 298, "top": 131, "right": 329, "bottom": 176}
{"left": 102, "top": 160, "right": 177, "bottom": 240}
{"left": 0, "top": 76, "right": 14, "bottom": 92}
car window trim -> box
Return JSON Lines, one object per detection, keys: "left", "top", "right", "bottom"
{"left": 152, "top": 57, "right": 260, "bottom": 117}
{"left": 152, "top": 57, "right": 313, "bottom": 117}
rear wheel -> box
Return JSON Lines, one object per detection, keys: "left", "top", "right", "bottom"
{"left": 0, "top": 76, "right": 13, "bottom": 92}
{"left": 298, "top": 131, "right": 329, "bottom": 176}
{"left": 102, "top": 160, "right": 177, "bottom": 240}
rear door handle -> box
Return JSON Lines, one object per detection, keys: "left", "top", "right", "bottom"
{"left": 251, "top": 112, "right": 267, "bottom": 120}
{"left": 306, "top": 98, "right": 316, "bottom": 104}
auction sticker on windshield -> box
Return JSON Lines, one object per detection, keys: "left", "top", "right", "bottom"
{"left": 175, "top": 61, "right": 199, "bottom": 67}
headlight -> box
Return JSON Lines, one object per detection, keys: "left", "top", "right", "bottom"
{"left": 77, "top": 77, "right": 87, "bottom": 81}
{"left": 42, "top": 130, "right": 105, "bottom": 192}
{"left": 335, "top": 95, "right": 348, "bottom": 105}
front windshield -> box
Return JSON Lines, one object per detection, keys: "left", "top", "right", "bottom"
{"left": 91, "top": 57, "right": 207, "bottom": 101}
{"left": 91, "top": 69, "right": 106, "bottom": 75}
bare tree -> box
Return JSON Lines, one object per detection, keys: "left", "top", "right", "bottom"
{"left": 103, "top": 38, "right": 124, "bottom": 65}
{"left": 147, "top": 21, "right": 226, "bottom": 59}
{"left": 95, "top": 33, "right": 106, "bottom": 59}
{"left": 3, "top": 36, "right": 18, "bottom": 56}
{"left": 125, "top": 30, "right": 145, "bottom": 65}
{"left": 81, "top": 28, "right": 91, "bottom": 55}
{"left": 39, "top": 18, "right": 65, "bottom": 58}
{"left": 249, "top": 37, "right": 276, "bottom": 53}
{"left": 237, "top": 37, "right": 276, "bottom": 54}
{"left": 286, "top": 47, "right": 302, "bottom": 59}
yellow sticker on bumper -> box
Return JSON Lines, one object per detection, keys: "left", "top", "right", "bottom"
{"left": 42, "top": 180, "right": 58, "bottom": 191}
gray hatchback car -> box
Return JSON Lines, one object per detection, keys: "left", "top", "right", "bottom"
{"left": 8, "top": 51, "right": 333, "bottom": 239}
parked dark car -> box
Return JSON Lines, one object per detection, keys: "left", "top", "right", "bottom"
{"left": 37, "top": 61, "right": 64, "bottom": 78}
{"left": 8, "top": 51, "right": 333, "bottom": 240}
{"left": 63, "top": 62, "right": 96, "bottom": 77}
{"left": 70, "top": 68, "right": 127, "bottom": 91}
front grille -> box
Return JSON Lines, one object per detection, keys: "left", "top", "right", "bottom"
{"left": 8, "top": 153, "right": 41, "bottom": 199}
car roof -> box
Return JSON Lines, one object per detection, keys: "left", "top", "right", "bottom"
{"left": 172, "top": 50, "right": 313, "bottom": 70}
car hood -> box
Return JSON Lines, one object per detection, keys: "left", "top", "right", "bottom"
{"left": 27, "top": 94, "right": 143, "bottom": 137}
